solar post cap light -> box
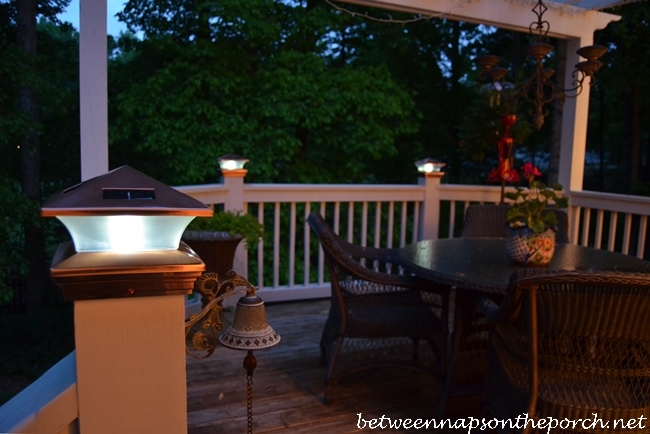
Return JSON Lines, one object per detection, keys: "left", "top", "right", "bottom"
{"left": 415, "top": 158, "right": 446, "bottom": 174}
{"left": 42, "top": 165, "right": 212, "bottom": 300}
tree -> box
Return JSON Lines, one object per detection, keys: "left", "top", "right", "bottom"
{"left": 588, "top": 3, "right": 650, "bottom": 194}
{"left": 17, "top": 0, "right": 47, "bottom": 314}
{"left": 0, "top": 0, "right": 73, "bottom": 310}
{"left": 334, "top": 9, "right": 489, "bottom": 183}
{"left": 110, "top": 0, "right": 419, "bottom": 185}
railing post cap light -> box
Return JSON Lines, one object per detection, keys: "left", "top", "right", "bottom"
{"left": 41, "top": 165, "right": 211, "bottom": 301}
{"left": 41, "top": 165, "right": 213, "bottom": 253}
{"left": 218, "top": 154, "right": 249, "bottom": 177}
{"left": 415, "top": 158, "right": 446, "bottom": 176}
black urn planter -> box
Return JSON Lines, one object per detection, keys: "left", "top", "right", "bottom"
{"left": 182, "top": 230, "right": 243, "bottom": 278}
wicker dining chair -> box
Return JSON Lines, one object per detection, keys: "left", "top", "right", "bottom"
{"left": 461, "top": 203, "right": 569, "bottom": 243}
{"left": 477, "top": 269, "right": 650, "bottom": 433}
{"left": 307, "top": 212, "right": 449, "bottom": 404}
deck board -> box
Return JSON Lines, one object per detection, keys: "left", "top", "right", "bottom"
{"left": 186, "top": 298, "right": 481, "bottom": 433}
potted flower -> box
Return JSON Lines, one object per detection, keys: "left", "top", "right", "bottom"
{"left": 182, "top": 210, "right": 264, "bottom": 280}
{"left": 503, "top": 163, "right": 568, "bottom": 266}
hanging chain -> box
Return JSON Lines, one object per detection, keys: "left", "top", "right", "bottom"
{"left": 247, "top": 372, "right": 254, "bottom": 434}
{"left": 323, "top": 0, "right": 475, "bottom": 24}
{"left": 243, "top": 351, "right": 258, "bottom": 434}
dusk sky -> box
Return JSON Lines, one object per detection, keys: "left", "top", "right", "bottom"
{"left": 58, "top": 0, "right": 128, "bottom": 36}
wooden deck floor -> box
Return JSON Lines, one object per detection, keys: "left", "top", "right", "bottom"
{"left": 186, "top": 298, "right": 482, "bottom": 433}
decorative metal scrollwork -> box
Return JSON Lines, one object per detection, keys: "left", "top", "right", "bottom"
{"left": 184, "top": 271, "right": 258, "bottom": 359}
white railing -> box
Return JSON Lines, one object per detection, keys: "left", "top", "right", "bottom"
{"left": 176, "top": 173, "right": 650, "bottom": 304}
{"left": 179, "top": 176, "right": 442, "bottom": 304}
{"left": 0, "top": 352, "right": 79, "bottom": 434}
{"left": 569, "top": 190, "right": 650, "bottom": 258}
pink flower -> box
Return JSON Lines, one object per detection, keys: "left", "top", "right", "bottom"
{"left": 521, "top": 163, "right": 542, "bottom": 181}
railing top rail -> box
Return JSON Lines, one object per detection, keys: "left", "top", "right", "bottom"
{"left": 438, "top": 184, "right": 508, "bottom": 202}
{"left": 243, "top": 183, "right": 426, "bottom": 203}
{"left": 570, "top": 190, "right": 650, "bottom": 215}
{"left": 244, "top": 183, "right": 422, "bottom": 190}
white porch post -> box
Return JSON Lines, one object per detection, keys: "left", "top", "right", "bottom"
{"left": 222, "top": 169, "right": 247, "bottom": 213}
{"left": 221, "top": 169, "right": 249, "bottom": 278}
{"left": 74, "top": 296, "right": 189, "bottom": 434}
{"left": 557, "top": 35, "right": 594, "bottom": 194}
{"left": 79, "top": 0, "right": 109, "bottom": 181}
{"left": 419, "top": 171, "right": 444, "bottom": 240}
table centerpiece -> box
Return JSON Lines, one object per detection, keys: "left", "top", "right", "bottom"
{"left": 503, "top": 163, "right": 568, "bottom": 266}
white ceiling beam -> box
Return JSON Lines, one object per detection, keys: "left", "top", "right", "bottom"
{"left": 336, "top": 0, "right": 620, "bottom": 37}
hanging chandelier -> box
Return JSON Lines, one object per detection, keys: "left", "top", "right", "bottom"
{"left": 474, "top": 0, "right": 608, "bottom": 129}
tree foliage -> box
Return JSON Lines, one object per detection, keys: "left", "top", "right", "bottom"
{"left": 110, "top": 0, "right": 420, "bottom": 185}
{"left": 586, "top": 3, "right": 650, "bottom": 194}
{"left": 0, "top": 0, "right": 77, "bottom": 309}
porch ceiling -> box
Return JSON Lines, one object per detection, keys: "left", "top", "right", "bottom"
{"left": 332, "top": 0, "right": 638, "bottom": 38}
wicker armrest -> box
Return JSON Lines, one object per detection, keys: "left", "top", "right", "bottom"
{"left": 346, "top": 243, "right": 401, "bottom": 262}
{"left": 474, "top": 296, "right": 501, "bottom": 324}
{"left": 473, "top": 296, "right": 509, "bottom": 324}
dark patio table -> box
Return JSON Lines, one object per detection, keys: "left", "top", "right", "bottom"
{"left": 398, "top": 238, "right": 650, "bottom": 416}
{"left": 399, "top": 238, "right": 650, "bottom": 296}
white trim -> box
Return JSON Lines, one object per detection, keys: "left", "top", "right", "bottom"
{"left": 0, "top": 352, "right": 78, "bottom": 433}
{"left": 79, "top": 0, "right": 109, "bottom": 181}
{"left": 337, "top": 0, "right": 619, "bottom": 36}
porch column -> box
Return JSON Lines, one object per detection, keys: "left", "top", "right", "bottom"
{"left": 79, "top": 0, "right": 109, "bottom": 181}
{"left": 557, "top": 34, "right": 593, "bottom": 194}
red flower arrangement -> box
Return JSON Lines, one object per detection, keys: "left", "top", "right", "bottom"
{"left": 503, "top": 163, "right": 568, "bottom": 233}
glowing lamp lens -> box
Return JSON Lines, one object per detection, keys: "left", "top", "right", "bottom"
{"left": 57, "top": 215, "right": 194, "bottom": 252}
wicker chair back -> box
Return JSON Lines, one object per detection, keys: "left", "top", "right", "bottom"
{"left": 481, "top": 269, "right": 650, "bottom": 432}
{"left": 307, "top": 212, "right": 449, "bottom": 404}
{"left": 462, "top": 203, "right": 569, "bottom": 243}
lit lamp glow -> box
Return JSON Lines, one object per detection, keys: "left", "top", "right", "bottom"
{"left": 415, "top": 158, "right": 446, "bottom": 174}
{"left": 56, "top": 215, "right": 195, "bottom": 253}
{"left": 42, "top": 166, "right": 212, "bottom": 254}
{"left": 218, "top": 154, "right": 249, "bottom": 172}
{"left": 42, "top": 165, "right": 212, "bottom": 300}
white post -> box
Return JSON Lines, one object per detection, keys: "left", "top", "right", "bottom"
{"left": 222, "top": 169, "right": 247, "bottom": 213}
{"left": 558, "top": 35, "right": 592, "bottom": 194}
{"left": 79, "top": 0, "right": 109, "bottom": 181}
{"left": 419, "top": 172, "right": 445, "bottom": 240}
{"left": 49, "top": 240, "right": 203, "bottom": 434}
{"left": 221, "top": 169, "right": 248, "bottom": 277}
{"left": 74, "top": 296, "right": 188, "bottom": 433}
